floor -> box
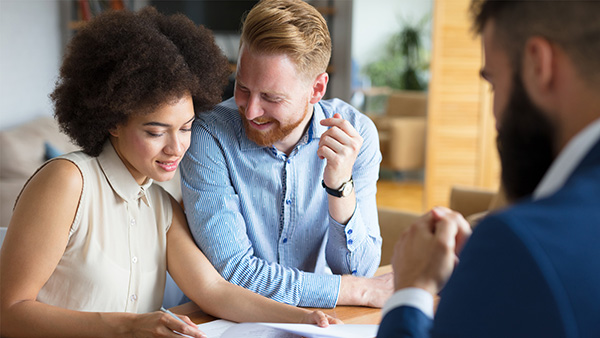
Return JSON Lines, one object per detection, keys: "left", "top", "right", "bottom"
{"left": 376, "top": 179, "right": 424, "bottom": 214}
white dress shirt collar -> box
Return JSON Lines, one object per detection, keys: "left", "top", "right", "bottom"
{"left": 533, "top": 117, "right": 600, "bottom": 200}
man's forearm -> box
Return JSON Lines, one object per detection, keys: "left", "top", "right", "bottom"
{"left": 211, "top": 251, "right": 342, "bottom": 308}
{"left": 336, "top": 274, "right": 394, "bottom": 308}
{"left": 327, "top": 190, "right": 357, "bottom": 225}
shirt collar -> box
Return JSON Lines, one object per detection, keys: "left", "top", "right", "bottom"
{"left": 533, "top": 117, "right": 600, "bottom": 200}
{"left": 239, "top": 101, "right": 328, "bottom": 152}
{"left": 97, "top": 140, "right": 153, "bottom": 206}
{"left": 311, "top": 101, "right": 328, "bottom": 140}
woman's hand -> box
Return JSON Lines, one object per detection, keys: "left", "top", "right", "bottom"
{"left": 300, "top": 310, "right": 343, "bottom": 327}
{"left": 127, "top": 311, "right": 207, "bottom": 338}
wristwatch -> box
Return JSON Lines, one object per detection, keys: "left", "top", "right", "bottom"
{"left": 322, "top": 177, "right": 354, "bottom": 198}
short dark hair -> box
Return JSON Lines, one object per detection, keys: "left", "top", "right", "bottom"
{"left": 470, "top": 0, "right": 600, "bottom": 82}
{"left": 51, "top": 7, "right": 230, "bottom": 156}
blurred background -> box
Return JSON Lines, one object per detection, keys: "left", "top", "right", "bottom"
{"left": 0, "top": 0, "right": 501, "bottom": 231}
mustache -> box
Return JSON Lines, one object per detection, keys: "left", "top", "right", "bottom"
{"left": 239, "top": 106, "right": 275, "bottom": 124}
{"left": 252, "top": 117, "right": 275, "bottom": 124}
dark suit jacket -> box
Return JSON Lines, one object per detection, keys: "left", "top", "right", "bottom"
{"left": 378, "top": 140, "right": 600, "bottom": 338}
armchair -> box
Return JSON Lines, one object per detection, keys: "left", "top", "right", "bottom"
{"left": 369, "top": 91, "right": 427, "bottom": 172}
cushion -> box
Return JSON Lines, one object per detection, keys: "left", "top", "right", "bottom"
{"left": 0, "top": 116, "right": 78, "bottom": 179}
{"left": 44, "top": 141, "right": 64, "bottom": 160}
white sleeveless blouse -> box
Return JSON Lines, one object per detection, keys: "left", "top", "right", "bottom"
{"left": 36, "top": 141, "right": 172, "bottom": 313}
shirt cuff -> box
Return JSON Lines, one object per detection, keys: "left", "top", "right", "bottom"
{"left": 329, "top": 205, "right": 364, "bottom": 252}
{"left": 298, "top": 272, "right": 341, "bottom": 308}
{"left": 381, "top": 288, "right": 434, "bottom": 319}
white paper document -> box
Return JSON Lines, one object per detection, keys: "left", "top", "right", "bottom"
{"left": 195, "top": 319, "right": 378, "bottom": 338}
{"left": 196, "top": 319, "right": 238, "bottom": 337}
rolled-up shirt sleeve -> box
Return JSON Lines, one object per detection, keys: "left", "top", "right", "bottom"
{"left": 325, "top": 109, "right": 382, "bottom": 277}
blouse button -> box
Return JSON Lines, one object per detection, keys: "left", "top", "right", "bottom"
{"left": 130, "top": 294, "right": 137, "bottom": 302}
{"left": 132, "top": 256, "right": 138, "bottom": 264}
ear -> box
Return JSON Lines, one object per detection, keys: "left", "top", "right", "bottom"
{"left": 108, "top": 126, "right": 120, "bottom": 138}
{"left": 309, "top": 72, "right": 329, "bottom": 104}
{"left": 521, "top": 37, "right": 556, "bottom": 105}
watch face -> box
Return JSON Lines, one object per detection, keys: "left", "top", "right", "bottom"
{"left": 341, "top": 180, "right": 354, "bottom": 197}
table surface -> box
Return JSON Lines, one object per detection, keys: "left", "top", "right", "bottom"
{"left": 170, "top": 265, "right": 392, "bottom": 325}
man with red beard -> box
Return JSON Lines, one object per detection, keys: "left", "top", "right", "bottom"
{"left": 378, "top": 0, "right": 600, "bottom": 337}
{"left": 180, "top": 0, "right": 392, "bottom": 308}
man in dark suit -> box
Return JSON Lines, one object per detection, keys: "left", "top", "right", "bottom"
{"left": 378, "top": 1, "right": 600, "bottom": 337}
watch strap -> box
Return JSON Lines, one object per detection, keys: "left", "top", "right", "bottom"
{"left": 322, "top": 177, "right": 353, "bottom": 197}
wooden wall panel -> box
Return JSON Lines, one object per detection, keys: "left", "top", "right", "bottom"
{"left": 424, "top": 0, "right": 500, "bottom": 209}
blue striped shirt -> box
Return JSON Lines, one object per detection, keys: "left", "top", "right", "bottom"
{"left": 181, "top": 97, "right": 382, "bottom": 308}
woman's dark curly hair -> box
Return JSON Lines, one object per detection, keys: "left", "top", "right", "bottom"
{"left": 51, "top": 7, "right": 230, "bottom": 156}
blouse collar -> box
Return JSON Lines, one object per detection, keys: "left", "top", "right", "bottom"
{"left": 97, "top": 141, "right": 153, "bottom": 206}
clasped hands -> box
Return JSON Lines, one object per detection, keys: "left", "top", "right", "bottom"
{"left": 392, "top": 206, "right": 472, "bottom": 296}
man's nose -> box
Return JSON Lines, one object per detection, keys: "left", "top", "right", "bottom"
{"left": 244, "top": 95, "right": 263, "bottom": 120}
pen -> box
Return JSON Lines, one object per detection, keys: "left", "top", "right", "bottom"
{"left": 160, "top": 306, "right": 189, "bottom": 326}
{"left": 161, "top": 307, "right": 204, "bottom": 338}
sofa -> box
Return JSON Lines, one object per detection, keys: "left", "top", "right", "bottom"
{"left": 368, "top": 91, "right": 427, "bottom": 173}
{"left": 0, "top": 116, "right": 182, "bottom": 228}
{"left": 378, "top": 207, "right": 420, "bottom": 266}
{"left": 377, "top": 185, "right": 507, "bottom": 267}
{"left": 449, "top": 184, "right": 508, "bottom": 227}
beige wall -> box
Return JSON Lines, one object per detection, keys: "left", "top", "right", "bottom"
{"left": 424, "top": 0, "right": 501, "bottom": 209}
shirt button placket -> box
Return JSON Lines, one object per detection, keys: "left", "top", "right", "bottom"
{"left": 280, "top": 156, "right": 292, "bottom": 262}
{"left": 127, "top": 207, "right": 140, "bottom": 313}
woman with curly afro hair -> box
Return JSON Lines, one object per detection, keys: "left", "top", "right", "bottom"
{"left": 0, "top": 7, "right": 339, "bottom": 337}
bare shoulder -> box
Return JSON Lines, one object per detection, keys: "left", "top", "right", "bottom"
{"left": 10, "top": 159, "right": 83, "bottom": 228}
{"left": 32, "top": 159, "right": 83, "bottom": 190}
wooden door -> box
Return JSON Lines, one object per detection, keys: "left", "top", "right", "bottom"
{"left": 424, "top": 0, "right": 500, "bottom": 209}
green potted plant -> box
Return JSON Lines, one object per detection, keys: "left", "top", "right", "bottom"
{"left": 362, "top": 14, "right": 430, "bottom": 180}
{"left": 365, "top": 14, "right": 430, "bottom": 91}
